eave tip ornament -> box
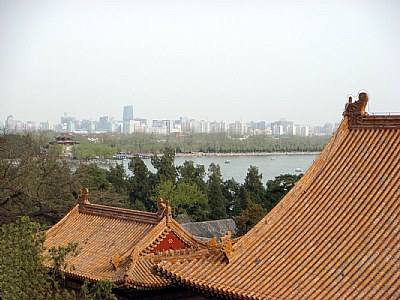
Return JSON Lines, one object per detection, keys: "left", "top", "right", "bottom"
{"left": 343, "top": 92, "right": 369, "bottom": 125}
{"left": 156, "top": 197, "right": 172, "bottom": 223}
{"left": 77, "top": 188, "right": 90, "bottom": 207}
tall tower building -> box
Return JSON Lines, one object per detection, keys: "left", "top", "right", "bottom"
{"left": 123, "top": 105, "right": 134, "bottom": 134}
{"left": 123, "top": 105, "right": 134, "bottom": 121}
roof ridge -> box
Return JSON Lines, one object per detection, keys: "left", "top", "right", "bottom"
{"left": 79, "top": 203, "right": 160, "bottom": 224}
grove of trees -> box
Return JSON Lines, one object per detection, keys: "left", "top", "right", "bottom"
{"left": 1, "top": 133, "right": 302, "bottom": 235}
{"left": 70, "top": 132, "right": 330, "bottom": 159}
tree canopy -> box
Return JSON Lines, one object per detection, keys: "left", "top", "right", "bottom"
{"left": 0, "top": 217, "right": 78, "bottom": 300}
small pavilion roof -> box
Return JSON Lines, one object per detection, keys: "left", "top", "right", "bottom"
{"left": 157, "top": 93, "right": 400, "bottom": 299}
{"left": 44, "top": 191, "right": 207, "bottom": 289}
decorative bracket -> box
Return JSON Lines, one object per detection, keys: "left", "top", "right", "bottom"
{"left": 207, "top": 231, "right": 233, "bottom": 262}
{"left": 109, "top": 254, "right": 121, "bottom": 271}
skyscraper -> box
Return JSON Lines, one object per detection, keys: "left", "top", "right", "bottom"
{"left": 123, "top": 105, "right": 134, "bottom": 121}
{"left": 123, "top": 105, "right": 134, "bottom": 134}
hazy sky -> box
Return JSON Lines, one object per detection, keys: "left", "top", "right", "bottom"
{"left": 1, "top": 0, "right": 399, "bottom": 125}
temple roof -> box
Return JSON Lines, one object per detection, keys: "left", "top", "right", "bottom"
{"left": 157, "top": 93, "right": 400, "bottom": 299}
{"left": 44, "top": 191, "right": 207, "bottom": 289}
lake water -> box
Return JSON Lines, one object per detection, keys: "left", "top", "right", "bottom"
{"left": 118, "top": 153, "right": 318, "bottom": 184}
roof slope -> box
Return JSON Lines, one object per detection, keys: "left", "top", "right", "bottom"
{"left": 157, "top": 93, "right": 400, "bottom": 299}
{"left": 44, "top": 193, "right": 206, "bottom": 289}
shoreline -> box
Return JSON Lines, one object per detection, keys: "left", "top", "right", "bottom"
{"left": 175, "top": 151, "right": 320, "bottom": 157}
{"left": 71, "top": 151, "right": 320, "bottom": 164}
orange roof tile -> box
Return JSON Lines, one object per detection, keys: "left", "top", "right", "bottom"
{"left": 44, "top": 194, "right": 207, "bottom": 289}
{"left": 157, "top": 93, "right": 400, "bottom": 299}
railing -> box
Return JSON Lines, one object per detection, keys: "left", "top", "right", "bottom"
{"left": 369, "top": 112, "right": 400, "bottom": 116}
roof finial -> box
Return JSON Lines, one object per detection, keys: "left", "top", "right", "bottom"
{"left": 77, "top": 188, "right": 90, "bottom": 207}
{"left": 165, "top": 200, "right": 172, "bottom": 224}
{"left": 156, "top": 197, "right": 173, "bottom": 223}
{"left": 343, "top": 92, "right": 369, "bottom": 124}
{"left": 156, "top": 197, "right": 166, "bottom": 217}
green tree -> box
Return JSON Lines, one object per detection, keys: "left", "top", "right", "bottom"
{"left": 154, "top": 180, "right": 209, "bottom": 221}
{"left": 243, "top": 165, "right": 266, "bottom": 206}
{"left": 0, "top": 217, "right": 77, "bottom": 300}
{"left": 81, "top": 280, "right": 117, "bottom": 300}
{"left": 151, "top": 146, "right": 177, "bottom": 184}
{"left": 74, "top": 163, "right": 131, "bottom": 210}
{"left": 234, "top": 189, "right": 265, "bottom": 236}
{"left": 0, "top": 134, "right": 76, "bottom": 225}
{"left": 128, "top": 155, "right": 155, "bottom": 210}
{"left": 74, "top": 163, "right": 109, "bottom": 191}
{"left": 106, "top": 163, "right": 128, "bottom": 193}
{"left": 177, "top": 160, "right": 207, "bottom": 194}
{"left": 222, "top": 178, "right": 242, "bottom": 217}
{"left": 207, "top": 163, "right": 227, "bottom": 220}
{"left": 264, "top": 174, "right": 302, "bottom": 211}
{"left": 71, "top": 143, "right": 115, "bottom": 159}
{"left": 0, "top": 217, "right": 51, "bottom": 299}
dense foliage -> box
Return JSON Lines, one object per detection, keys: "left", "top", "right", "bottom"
{"left": 81, "top": 280, "right": 118, "bottom": 300}
{"left": 1, "top": 133, "right": 303, "bottom": 235}
{"left": 70, "top": 132, "right": 329, "bottom": 158}
{"left": 0, "top": 217, "right": 78, "bottom": 299}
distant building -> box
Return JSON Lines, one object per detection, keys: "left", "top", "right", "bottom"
{"left": 98, "top": 116, "right": 110, "bottom": 132}
{"left": 229, "top": 121, "right": 247, "bottom": 136}
{"left": 5, "top": 115, "right": 15, "bottom": 131}
{"left": 40, "top": 121, "right": 54, "bottom": 131}
{"left": 49, "top": 134, "right": 80, "bottom": 146}
{"left": 180, "top": 117, "right": 194, "bottom": 134}
{"left": 271, "top": 119, "right": 294, "bottom": 135}
{"left": 251, "top": 121, "right": 266, "bottom": 130}
{"left": 294, "top": 124, "right": 310, "bottom": 136}
{"left": 194, "top": 120, "right": 211, "bottom": 134}
{"left": 123, "top": 105, "right": 134, "bottom": 134}
{"left": 60, "top": 114, "right": 75, "bottom": 133}
{"left": 123, "top": 120, "right": 135, "bottom": 134}
{"left": 123, "top": 105, "right": 134, "bottom": 121}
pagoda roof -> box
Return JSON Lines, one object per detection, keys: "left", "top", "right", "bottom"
{"left": 157, "top": 93, "right": 400, "bottom": 299}
{"left": 44, "top": 190, "right": 207, "bottom": 289}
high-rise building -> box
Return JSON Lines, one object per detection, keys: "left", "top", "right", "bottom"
{"left": 123, "top": 105, "right": 134, "bottom": 134}
{"left": 99, "top": 116, "right": 111, "bottom": 132}
{"left": 5, "top": 115, "right": 15, "bottom": 131}
{"left": 123, "top": 105, "right": 134, "bottom": 121}
{"left": 271, "top": 119, "right": 294, "bottom": 135}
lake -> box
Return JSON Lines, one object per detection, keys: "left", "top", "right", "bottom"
{"left": 117, "top": 153, "right": 319, "bottom": 184}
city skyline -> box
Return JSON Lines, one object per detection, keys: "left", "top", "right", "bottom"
{"left": 1, "top": 1, "right": 400, "bottom": 125}
{"left": 2, "top": 104, "right": 337, "bottom": 137}
{"left": 1, "top": 104, "right": 339, "bottom": 126}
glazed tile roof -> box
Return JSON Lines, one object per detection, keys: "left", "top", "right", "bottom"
{"left": 157, "top": 93, "right": 400, "bottom": 299}
{"left": 44, "top": 192, "right": 206, "bottom": 289}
